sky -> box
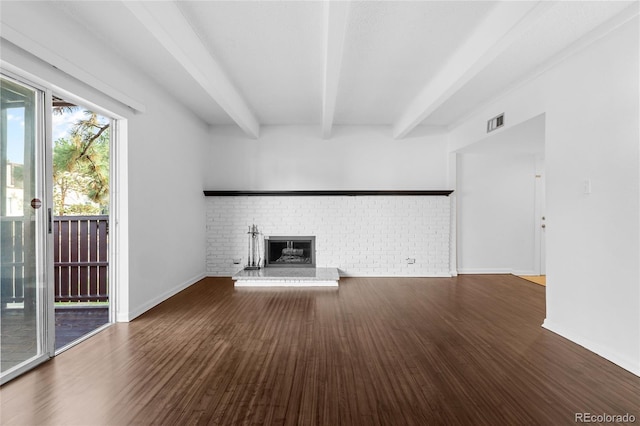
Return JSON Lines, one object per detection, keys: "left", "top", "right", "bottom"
{"left": 6, "top": 108, "right": 25, "bottom": 163}
{"left": 6, "top": 107, "right": 107, "bottom": 164}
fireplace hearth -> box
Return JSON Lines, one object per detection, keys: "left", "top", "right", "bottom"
{"left": 265, "top": 236, "right": 316, "bottom": 267}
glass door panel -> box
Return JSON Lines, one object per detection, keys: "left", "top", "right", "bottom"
{"left": 1, "top": 75, "right": 49, "bottom": 384}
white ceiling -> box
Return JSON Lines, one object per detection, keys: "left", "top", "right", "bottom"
{"left": 18, "top": 1, "right": 640, "bottom": 137}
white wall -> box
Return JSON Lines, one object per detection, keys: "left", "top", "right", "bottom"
{"left": 455, "top": 114, "right": 545, "bottom": 275}
{"left": 206, "top": 195, "right": 452, "bottom": 277}
{"left": 543, "top": 17, "right": 639, "bottom": 375}
{"left": 450, "top": 17, "right": 640, "bottom": 375}
{"left": 0, "top": 2, "right": 210, "bottom": 321}
{"left": 204, "top": 125, "right": 454, "bottom": 278}
{"left": 456, "top": 153, "right": 538, "bottom": 275}
{"left": 126, "top": 98, "right": 208, "bottom": 320}
{"left": 205, "top": 125, "right": 449, "bottom": 190}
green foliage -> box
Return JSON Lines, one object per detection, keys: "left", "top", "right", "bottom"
{"left": 53, "top": 110, "right": 109, "bottom": 215}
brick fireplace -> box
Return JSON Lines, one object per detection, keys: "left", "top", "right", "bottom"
{"left": 205, "top": 191, "right": 453, "bottom": 277}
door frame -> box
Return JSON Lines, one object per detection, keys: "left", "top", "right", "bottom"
{"left": 1, "top": 62, "right": 127, "bottom": 381}
{"left": 0, "top": 70, "right": 54, "bottom": 384}
{"left": 51, "top": 90, "right": 119, "bottom": 353}
{"left": 534, "top": 157, "right": 546, "bottom": 276}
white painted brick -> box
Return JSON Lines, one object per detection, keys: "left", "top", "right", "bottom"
{"left": 205, "top": 196, "right": 451, "bottom": 277}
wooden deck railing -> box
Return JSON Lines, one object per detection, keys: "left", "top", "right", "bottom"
{"left": 0, "top": 217, "right": 30, "bottom": 304}
{"left": 0, "top": 215, "right": 109, "bottom": 304}
{"left": 1, "top": 215, "right": 109, "bottom": 304}
{"left": 54, "top": 215, "right": 109, "bottom": 302}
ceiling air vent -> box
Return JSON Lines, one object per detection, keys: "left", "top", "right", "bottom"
{"left": 487, "top": 113, "right": 504, "bottom": 133}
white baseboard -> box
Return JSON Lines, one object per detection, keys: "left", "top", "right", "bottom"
{"left": 456, "top": 268, "right": 538, "bottom": 276}
{"left": 126, "top": 272, "right": 206, "bottom": 322}
{"left": 457, "top": 268, "right": 512, "bottom": 275}
{"left": 512, "top": 269, "right": 538, "bottom": 276}
{"left": 337, "top": 273, "right": 453, "bottom": 278}
{"left": 542, "top": 319, "right": 640, "bottom": 377}
{"left": 116, "top": 311, "right": 130, "bottom": 323}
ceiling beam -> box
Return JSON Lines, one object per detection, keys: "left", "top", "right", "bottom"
{"left": 123, "top": 1, "right": 260, "bottom": 138}
{"left": 393, "top": 1, "right": 554, "bottom": 139}
{"left": 321, "top": 1, "right": 350, "bottom": 139}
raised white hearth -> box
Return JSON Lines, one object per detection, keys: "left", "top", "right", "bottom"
{"left": 232, "top": 267, "right": 339, "bottom": 287}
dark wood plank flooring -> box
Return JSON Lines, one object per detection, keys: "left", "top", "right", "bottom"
{"left": 1, "top": 275, "right": 639, "bottom": 425}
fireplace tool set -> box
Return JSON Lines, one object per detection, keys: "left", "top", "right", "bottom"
{"left": 245, "top": 224, "right": 261, "bottom": 270}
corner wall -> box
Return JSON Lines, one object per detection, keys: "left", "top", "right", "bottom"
{"left": 450, "top": 17, "right": 640, "bottom": 375}
{"left": 542, "top": 16, "right": 639, "bottom": 375}
{"left": 1, "top": 2, "right": 210, "bottom": 321}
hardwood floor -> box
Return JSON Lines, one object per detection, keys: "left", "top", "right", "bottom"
{"left": 1, "top": 275, "right": 638, "bottom": 425}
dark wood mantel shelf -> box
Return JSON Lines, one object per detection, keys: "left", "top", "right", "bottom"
{"left": 203, "top": 190, "right": 454, "bottom": 197}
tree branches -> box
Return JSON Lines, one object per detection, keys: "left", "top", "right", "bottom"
{"left": 53, "top": 109, "right": 110, "bottom": 215}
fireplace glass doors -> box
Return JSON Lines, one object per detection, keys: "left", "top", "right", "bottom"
{"left": 265, "top": 236, "right": 315, "bottom": 267}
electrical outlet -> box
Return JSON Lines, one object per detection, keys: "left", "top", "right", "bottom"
{"left": 232, "top": 258, "right": 242, "bottom": 265}
{"left": 406, "top": 258, "right": 416, "bottom": 264}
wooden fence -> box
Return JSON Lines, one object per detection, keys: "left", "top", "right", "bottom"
{"left": 0, "top": 215, "right": 108, "bottom": 304}
{"left": 54, "top": 215, "right": 109, "bottom": 302}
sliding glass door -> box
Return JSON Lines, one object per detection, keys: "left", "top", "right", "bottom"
{"left": 1, "top": 74, "right": 52, "bottom": 384}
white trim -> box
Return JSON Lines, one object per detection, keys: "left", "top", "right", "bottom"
{"left": 457, "top": 268, "right": 512, "bottom": 275}
{"left": 0, "top": 354, "right": 50, "bottom": 386}
{"left": 0, "top": 72, "right": 53, "bottom": 384}
{"left": 448, "top": 187, "right": 458, "bottom": 278}
{"left": 542, "top": 319, "right": 640, "bottom": 377}
{"left": 43, "top": 87, "right": 55, "bottom": 358}
{"left": 511, "top": 269, "right": 538, "bottom": 276}
{"left": 125, "top": 272, "right": 206, "bottom": 322}
{"left": 1, "top": 23, "right": 146, "bottom": 113}
{"left": 456, "top": 269, "right": 539, "bottom": 276}
{"left": 113, "top": 120, "right": 129, "bottom": 323}
{"left": 338, "top": 272, "right": 452, "bottom": 278}
{"left": 534, "top": 155, "right": 546, "bottom": 276}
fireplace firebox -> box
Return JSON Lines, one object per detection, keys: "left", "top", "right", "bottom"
{"left": 265, "top": 236, "right": 316, "bottom": 267}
